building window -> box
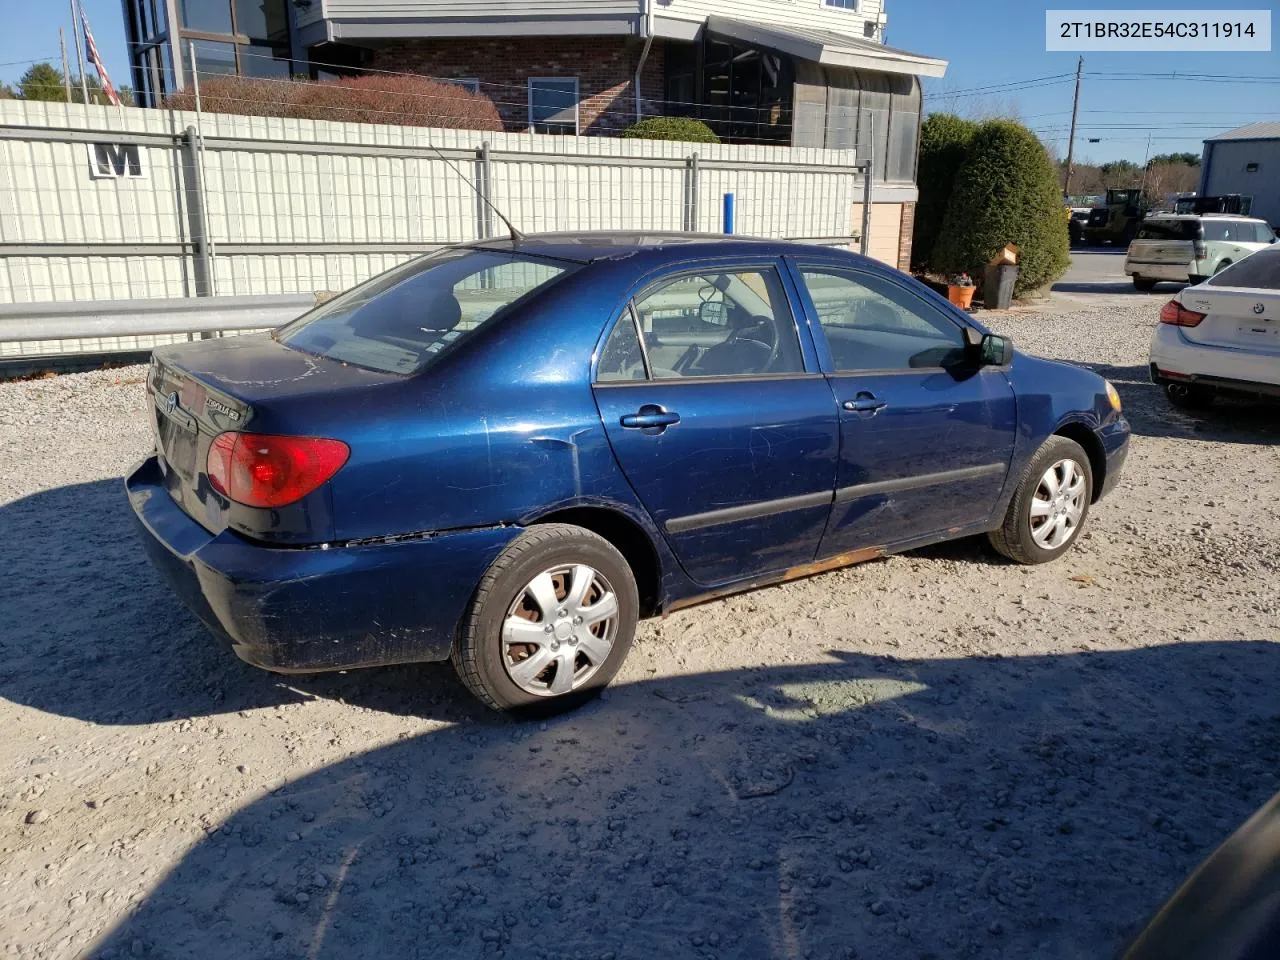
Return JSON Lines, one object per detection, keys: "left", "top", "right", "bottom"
{"left": 443, "top": 79, "right": 481, "bottom": 95}
{"left": 824, "top": 0, "right": 858, "bottom": 9}
{"left": 529, "top": 78, "right": 579, "bottom": 135}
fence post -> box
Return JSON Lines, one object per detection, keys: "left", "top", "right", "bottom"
{"left": 690, "top": 152, "right": 701, "bottom": 232}
{"left": 182, "top": 127, "right": 214, "bottom": 303}
{"left": 477, "top": 141, "right": 495, "bottom": 240}
{"left": 860, "top": 153, "right": 874, "bottom": 258}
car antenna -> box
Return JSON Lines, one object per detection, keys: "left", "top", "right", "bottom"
{"left": 425, "top": 142, "right": 525, "bottom": 243}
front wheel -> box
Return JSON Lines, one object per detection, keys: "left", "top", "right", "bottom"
{"left": 988, "top": 437, "right": 1093, "bottom": 565}
{"left": 1132, "top": 276, "right": 1157, "bottom": 292}
{"left": 451, "top": 524, "right": 638, "bottom": 714}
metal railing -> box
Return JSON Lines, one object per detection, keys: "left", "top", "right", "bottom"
{"left": 0, "top": 293, "right": 316, "bottom": 344}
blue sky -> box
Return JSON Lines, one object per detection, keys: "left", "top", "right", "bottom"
{"left": 1, "top": 0, "right": 1276, "bottom": 164}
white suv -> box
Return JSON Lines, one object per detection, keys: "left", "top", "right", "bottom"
{"left": 1125, "top": 214, "right": 1275, "bottom": 291}
{"left": 1149, "top": 245, "right": 1280, "bottom": 409}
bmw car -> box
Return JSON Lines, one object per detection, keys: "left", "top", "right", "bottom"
{"left": 127, "top": 234, "right": 1130, "bottom": 711}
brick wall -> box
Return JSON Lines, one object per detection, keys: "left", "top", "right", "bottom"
{"left": 372, "top": 37, "right": 666, "bottom": 134}
{"left": 897, "top": 202, "right": 915, "bottom": 272}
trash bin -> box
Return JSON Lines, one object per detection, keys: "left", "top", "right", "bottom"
{"left": 983, "top": 264, "right": 1018, "bottom": 310}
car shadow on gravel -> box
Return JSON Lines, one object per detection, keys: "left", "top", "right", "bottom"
{"left": 83, "top": 641, "right": 1280, "bottom": 960}
{"left": 1061, "top": 362, "right": 1279, "bottom": 445}
{"left": 0, "top": 479, "right": 495, "bottom": 728}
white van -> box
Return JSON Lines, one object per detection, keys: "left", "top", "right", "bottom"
{"left": 1124, "top": 214, "right": 1276, "bottom": 291}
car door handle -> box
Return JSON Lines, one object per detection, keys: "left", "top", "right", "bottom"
{"left": 620, "top": 406, "right": 681, "bottom": 429}
{"left": 843, "top": 393, "right": 887, "bottom": 413}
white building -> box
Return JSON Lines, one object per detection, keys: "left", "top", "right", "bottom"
{"left": 1201, "top": 123, "right": 1280, "bottom": 229}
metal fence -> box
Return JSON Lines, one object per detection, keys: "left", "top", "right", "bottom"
{"left": 0, "top": 100, "right": 885, "bottom": 357}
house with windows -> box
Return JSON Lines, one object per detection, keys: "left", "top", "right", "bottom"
{"left": 123, "top": 0, "right": 946, "bottom": 267}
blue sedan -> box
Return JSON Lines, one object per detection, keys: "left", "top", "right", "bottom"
{"left": 127, "top": 234, "right": 1130, "bottom": 711}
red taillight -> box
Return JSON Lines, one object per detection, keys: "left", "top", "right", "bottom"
{"left": 1159, "top": 300, "right": 1206, "bottom": 327}
{"left": 206, "top": 432, "right": 349, "bottom": 508}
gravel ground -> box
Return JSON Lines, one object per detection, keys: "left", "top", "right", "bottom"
{"left": 2, "top": 295, "right": 1279, "bottom": 960}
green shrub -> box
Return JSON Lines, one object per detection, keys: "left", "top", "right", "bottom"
{"left": 911, "top": 113, "right": 978, "bottom": 272}
{"left": 621, "top": 116, "right": 720, "bottom": 144}
{"left": 933, "top": 120, "right": 1069, "bottom": 297}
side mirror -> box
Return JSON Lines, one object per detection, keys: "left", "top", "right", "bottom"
{"left": 964, "top": 327, "right": 1012, "bottom": 366}
{"left": 982, "top": 334, "right": 1014, "bottom": 366}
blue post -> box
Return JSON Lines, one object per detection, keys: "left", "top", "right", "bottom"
{"left": 722, "top": 192, "right": 735, "bottom": 235}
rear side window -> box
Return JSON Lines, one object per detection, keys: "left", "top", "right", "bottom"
{"left": 1207, "top": 246, "right": 1280, "bottom": 289}
{"left": 276, "top": 251, "right": 575, "bottom": 375}
{"left": 1201, "top": 221, "right": 1232, "bottom": 242}
{"left": 629, "top": 267, "right": 805, "bottom": 379}
{"left": 1136, "top": 221, "right": 1199, "bottom": 241}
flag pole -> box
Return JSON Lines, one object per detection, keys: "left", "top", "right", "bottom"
{"left": 68, "top": 0, "right": 89, "bottom": 104}
{"left": 59, "top": 28, "right": 72, "bottom": 103}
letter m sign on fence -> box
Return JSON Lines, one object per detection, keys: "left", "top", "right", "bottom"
{"left": 87, "top": 143, "right": 146, "bottom": 179}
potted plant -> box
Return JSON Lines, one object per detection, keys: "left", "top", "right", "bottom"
{"left": 947, "top": 273, "right": 976, "bottom": 310}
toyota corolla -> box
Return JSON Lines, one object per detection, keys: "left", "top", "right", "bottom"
{"left": 127, "top": 234, "right": 1129, "bottom": 711}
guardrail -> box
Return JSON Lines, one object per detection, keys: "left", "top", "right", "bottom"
{"left": 0, "top": 293, "right": 318, "bottom": 344}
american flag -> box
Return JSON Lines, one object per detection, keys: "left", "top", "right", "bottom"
{"left": 81, "top": 10, "right": 121, "bottom": 106}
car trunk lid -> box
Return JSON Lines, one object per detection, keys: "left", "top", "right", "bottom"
{"left": 1129, "top": 239, "right": 1195, "bottom": 266}
{"left": 147, "top": 334, "right": 397, "bottom": 539}
{"left": 1179, "top": 286, "right": 1280, "bottom": 352}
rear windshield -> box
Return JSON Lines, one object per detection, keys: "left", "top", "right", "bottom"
{"left": 1207, "top": 246, "right": 1280, "bottom": 289}
{"left": 276, "top": 250, "right": 576, "bottom": 375}
{"left": 1136, "top": 220, "right": 1199, "bottom": 241}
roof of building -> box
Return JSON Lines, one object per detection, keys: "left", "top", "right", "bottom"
{"left": 1206, "top": 122, "right": 1280, "bottom": 142}
{"left": 706, "top": 16, "right": 948, "bottom": 78}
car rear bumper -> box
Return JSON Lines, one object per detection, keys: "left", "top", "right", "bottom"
{"left": 1125, "top": 260, "right": 1191, "bottom": 281}
{"left": 125, "top": 456, "right": 519, "bottom": 673}
{"left": 1149, "top": 324, "right": 1280, "bottom": 393}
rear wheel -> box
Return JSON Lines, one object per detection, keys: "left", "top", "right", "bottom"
{"left": 1132, "top": 276, "right": 1157, "bottom": 292}
{"left": 451, "top": 524, "right": 638, "bottom": 714}
{"left": 1165, "top": 382, "right": 1216, "bottom": 410}
{"left": 989, "top": 437, "right": 1093, "bottom": 565}
{"left": 1213, "top": 260, "right": 1232, "bottom": 276}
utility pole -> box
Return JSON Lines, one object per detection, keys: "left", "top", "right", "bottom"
{"left": 68, "top": 0, "right": 89, "bottom": 105}
{"left": 1062, "top": 56, "right": 1083, "bottom": 199}
{"left": 59, "top": 28, "right": 72, "bottom": 102}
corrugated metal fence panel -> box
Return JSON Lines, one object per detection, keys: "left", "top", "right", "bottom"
{"left": 0, "top": 99, "right": 867, "bottom": 357}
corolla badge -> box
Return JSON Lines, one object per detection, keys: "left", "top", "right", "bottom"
{"left": 1255, "top": 303, "right": 1266, "bottom": 315}
{"left": 165, "top": 391, "right": 179, "bottom": 414}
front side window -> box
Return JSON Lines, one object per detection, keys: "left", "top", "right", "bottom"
{"left": 529, "top": 78, "right": 579, "bottom": 135}
{"left": 1255, "top": 222, "right": 1277, "bottom": 243}
{"left": 801, "top": 268, "right": 966, "bottom": 371}
{"left": 277, "top": 251, "right": 575, "bottom": 375}
{"left": 629, "top": 267, "right": 805, "bottom": 378}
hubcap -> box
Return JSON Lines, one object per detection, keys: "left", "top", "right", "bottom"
{"left": 502, "top": 563, "right": 619, "bottom": 697}
{"left": 1030, "top": 458, "right": 1086, "bottom": 550}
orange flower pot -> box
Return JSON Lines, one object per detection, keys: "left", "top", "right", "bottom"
{"left": 948, "top": 284, "right": 976, "bottom": 310}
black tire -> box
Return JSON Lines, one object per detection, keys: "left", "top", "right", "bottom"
{"left": 1188, "top": 275, "right": 1207, "bottom": 286}
{"left": 451, "top": 523, "right": 638, "bottom": 714}
{"left": 1165, "top": 382, "right": 1216, "bottom": 410}
{"left": 1132, "top": 276, "right": 1157, "bottom": 292}
{"left": 988, "top": 436, "right": 1094, "bottom": 565}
